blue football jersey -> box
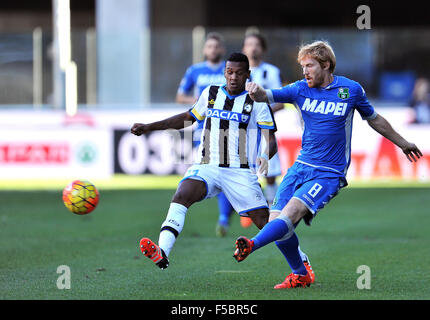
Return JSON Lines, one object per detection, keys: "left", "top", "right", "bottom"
{"left": 177, "top": 61, "right": 226, "bottom": 97}
{"left": 267, "top": 75, "right": 377, "bottom": 177}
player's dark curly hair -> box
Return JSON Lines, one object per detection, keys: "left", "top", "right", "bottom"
{"left": 227, "top": 52, "right": 250, "bottom": 70}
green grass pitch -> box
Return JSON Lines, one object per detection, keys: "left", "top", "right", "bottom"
{"left": 1, "top": 176, "right": 429, "bottom": 300}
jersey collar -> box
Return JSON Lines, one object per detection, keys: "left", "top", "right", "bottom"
{"left": 322, "top": 75, "right": 338, "bottom": 90}
{"left": 222, "top": 86, "right": 247, "bottom": 99}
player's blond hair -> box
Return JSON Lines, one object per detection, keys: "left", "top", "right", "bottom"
{"left": 297, "top": 41, "right": 336, "bottom": 73}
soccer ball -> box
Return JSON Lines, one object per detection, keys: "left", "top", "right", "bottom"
{"left": 62, "top": 180, "right": 99, "bottom": 215}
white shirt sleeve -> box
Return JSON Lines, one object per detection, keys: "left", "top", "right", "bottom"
{"left": 189, "top": 86, "right": 210, "bottom": 122}
{"left": 254, "top": 102, "right": 276, "bottom": 130}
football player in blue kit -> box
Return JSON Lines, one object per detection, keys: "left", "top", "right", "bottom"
{"left": 233, "top": 40, "right": 422, "bottom": 289}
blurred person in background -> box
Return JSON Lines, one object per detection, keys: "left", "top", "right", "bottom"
{"left": 215, "top": 32, "right": 285, "bottom": 234}
{"left": 409, "top": 77, "right": 430, "bottom": 124}
{"left": 243, "top": 32, "right": 285, "bottom": 222}
{"left": 176, "top": 32, "right": 226, "bottom": 105}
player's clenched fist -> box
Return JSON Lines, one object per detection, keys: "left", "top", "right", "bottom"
{"left": 131, "top": 123, "right": 149, "bottom": 136}
{"left": 246, "top": 82, "right": 268, "bottom": 103}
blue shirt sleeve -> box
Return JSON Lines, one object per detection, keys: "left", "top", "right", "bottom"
{"left": 177, "top": 66, "right": 195, "bottom": 95}
{"left": 354, "top": 83, "right": 377, "bottom": 120}
{"left": 269, "top": 82, "right": 300, "bottom": 104}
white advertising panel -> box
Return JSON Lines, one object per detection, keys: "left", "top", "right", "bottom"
{"left": 0, "top": 127, "right": 112, "bottom": 179}
{"left": 0, "top": 106, "right": 428, "bottom": 181}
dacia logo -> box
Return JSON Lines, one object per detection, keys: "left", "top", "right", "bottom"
{"left": 338, "top": 88, "right": 350, "bottom": 100}
{"left": 207, "top": 109, "right": 250, "bottom": 123}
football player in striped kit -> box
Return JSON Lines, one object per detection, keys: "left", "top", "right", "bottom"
{"left": 131, "top": 53, "right": 314, "bottom": 277}
{"left": 175, "top": 32, "right": 248, "bottom": 238}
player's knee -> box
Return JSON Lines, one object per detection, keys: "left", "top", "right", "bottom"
{"left": 269, "top": 211, "right": 281, "bottom": 222}
{"left": 172, "top": 190, "right": 196, "bottom": 208}
{"left": 248, "top": 208, "right": 269, "bottom": 229}
{"left": 173, "top": 179, "right": 206, "bottom": 207}
{"left": 283, "top": 200, "right": 308, "bottom": 224}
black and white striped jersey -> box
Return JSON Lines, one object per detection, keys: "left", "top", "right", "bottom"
{"left": 189, "top": 85, "right": 276, "bottom": 169}
{"left": 249, "top": 62, "right": 282, "bottom": 90}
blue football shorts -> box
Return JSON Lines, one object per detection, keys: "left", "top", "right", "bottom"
{"left": 271, "top": 161, "right": 347, "bottom": 225}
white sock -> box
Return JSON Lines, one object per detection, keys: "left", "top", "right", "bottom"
{"left": 265, "top": 182, "right": 278, "bottom": 204}
{"left": 158, "top": 202, "right": 187, "bottom": 257}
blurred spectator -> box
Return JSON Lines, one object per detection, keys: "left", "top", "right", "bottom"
{"left": 175, "top": 32, "right": 226, "bottom": 148}
{"left": 242, "top": 32, "right": 283, "bottom": 212}
{"left": 175, "top": 32, "right": 226, "bottom": 104}
{"left": 410, "top": 77, "right": 430, "bottom": 124}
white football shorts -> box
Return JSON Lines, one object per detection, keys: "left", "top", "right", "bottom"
{"left": 180, "top": 164, "right": 269, "bottom": 216}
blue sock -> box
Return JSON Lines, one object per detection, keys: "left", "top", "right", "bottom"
{"left": 217, "top": 192, "right": 234, "bottom": 227}
{"left": 251, "top": 216, "right": 293, "bottom": 251}
{"left": 275, "top": 233, "right": 307, "bottom": 276}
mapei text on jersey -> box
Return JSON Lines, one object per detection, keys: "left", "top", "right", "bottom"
{"left": 301, "top": 98, "right": 348, "bottom": 116}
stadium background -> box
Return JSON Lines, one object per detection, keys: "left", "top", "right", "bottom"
{"left": 1, "top": 0, "right": 429, "bottom": 302}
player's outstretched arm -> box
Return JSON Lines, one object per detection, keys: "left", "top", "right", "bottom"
{"left": 131, "top": 111, "right": 196, "bottom": 136}
{"left": 367, "top": 114, "right": 423, "bottom": 162}
{"left": 246, "top": 82, "right": 269, "bottom": 103}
